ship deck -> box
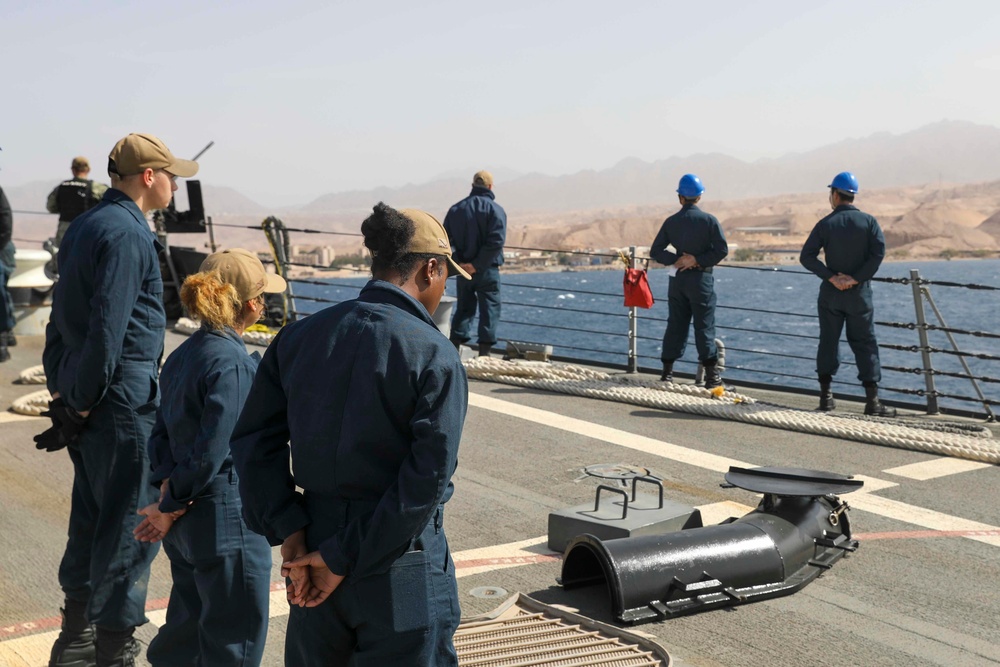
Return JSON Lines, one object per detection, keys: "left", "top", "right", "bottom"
{"left": 1, "top": 331, "right": 999, "bottom": 667}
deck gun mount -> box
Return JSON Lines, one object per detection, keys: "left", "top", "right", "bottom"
{"left": 558, "top": 466, "right": 863, "bottom": 623}
{"left": 152, "top": 141, "right": 216, "bottom": 319}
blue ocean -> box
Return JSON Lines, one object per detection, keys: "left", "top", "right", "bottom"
{"left": 291, "top": 259, "right": 1000, "bottom": 415}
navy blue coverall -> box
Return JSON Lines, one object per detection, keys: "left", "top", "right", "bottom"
{"left": 230, "top": 281, "right": 468, "bottom": 667}
{"left": 146, "top": 327, "right": 272, "bottom": 667}
{"left": 649, "top": 204, "right": 729, "bottom": 364}
{"left": 42, "top": 188, "right": 164, "bottom": 630}
{"left": 0, "top": 186, "right": 15, "bottom": 333}
{"left": 800, "top": 204, "right": 887, "bottom": 383}
{"left": 443, "top": 186, "right": 506, "bottom": 346}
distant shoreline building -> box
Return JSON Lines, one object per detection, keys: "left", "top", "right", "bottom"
{"left": 290, "top": 244, "right": 336, "bottom": 268}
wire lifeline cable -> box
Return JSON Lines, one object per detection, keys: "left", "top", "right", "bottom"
{"left": 231, "top": 217, "right": 997, "bottom": 410}
{"left": 288, "top": 270, "right": 993, "bottom": 406}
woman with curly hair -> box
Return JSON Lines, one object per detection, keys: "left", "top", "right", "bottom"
{"left": 135, "top": 248, "right": 286, "bottom": 666}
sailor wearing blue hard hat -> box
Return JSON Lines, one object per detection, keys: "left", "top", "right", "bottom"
{"left": 650, "top": 174, "right": 729, "bottom": 388}
{"left": 800, "top": 172, "right": 896, "bottom": 417}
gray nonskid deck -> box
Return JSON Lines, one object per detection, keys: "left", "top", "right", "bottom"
{"left": 2, "top": 332, "right": 998, "bottom": 666}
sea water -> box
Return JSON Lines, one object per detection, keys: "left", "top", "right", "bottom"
{"left": 292, "top": 259, "right": 1000, "bottom": 414}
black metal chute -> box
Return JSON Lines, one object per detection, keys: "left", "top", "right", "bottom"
{"left": 560, "top": 466, "right": 862, "bottom": 624}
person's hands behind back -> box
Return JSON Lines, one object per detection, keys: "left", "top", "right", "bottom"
{"left": 282, "top": 550, "right": 344, "bottom": 608}
{"left": 34, "top": 397, "right": 88, "bottom": 452}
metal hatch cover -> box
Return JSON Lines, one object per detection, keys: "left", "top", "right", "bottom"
{"left": 724, "top": 466, "right": 864, "bottom": 496}
{"left": 456, "top": 592, "right": 672, "bottom": 666}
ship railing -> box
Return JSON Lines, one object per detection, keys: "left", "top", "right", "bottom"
{"left": 11, "top": 216, "right": 999, "bottom": 421}
{"left": 265, "top": 229, "right": 999, "bottom": 421}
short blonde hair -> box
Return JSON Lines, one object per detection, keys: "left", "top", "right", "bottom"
{"left": 180, "top": 270, "right": 242, "bottom": 330}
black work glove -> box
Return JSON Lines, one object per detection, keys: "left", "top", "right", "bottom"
{"left": 34, "top": 397, "right": 88, "bottom": 452}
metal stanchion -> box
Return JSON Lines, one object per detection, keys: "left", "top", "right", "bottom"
{"left": 909, "top": 269, "right": 939, "bottom": 414}
{"left": 628, "top": 246, "right": 638, "bottom": 373}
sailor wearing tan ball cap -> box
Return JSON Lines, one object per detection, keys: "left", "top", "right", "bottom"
{"left": 138, "top": 248, "right": 285, "bottom": 667}
{"left": 232, "top": 202, "right": 469, "bottom": 666}
{"left": 39, "top": 133, "right": 200, "bottom": 667}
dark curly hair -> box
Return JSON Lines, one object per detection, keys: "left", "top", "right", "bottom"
{"left": 361, "top": 202, "right": 441, "bottom": 282}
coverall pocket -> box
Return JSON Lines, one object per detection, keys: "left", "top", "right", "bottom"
{"left": 142, "top": 276, "right": 165, "bottom": 329}
{"left": 358, "top": 549, "right": 434, "bottom": 634}
{"left": 118, "top": 366, "right": 159, "bottom": 413}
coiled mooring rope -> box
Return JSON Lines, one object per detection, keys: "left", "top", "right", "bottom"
{"left": 464, "top": 357, "right": 999, "bottom": 465}
{"left": 11, "top": 342, "right": 996, "bottom": 464}
{"left": 173, "top": 318, "right": 275, "bottom": 347}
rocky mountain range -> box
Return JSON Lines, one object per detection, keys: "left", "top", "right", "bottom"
{"left": 7, "top": 120, "right": 1000, "bottom": 259}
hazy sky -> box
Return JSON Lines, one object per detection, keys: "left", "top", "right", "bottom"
{"left": 3, "top": 0, "right": 1000, "bottom": 207}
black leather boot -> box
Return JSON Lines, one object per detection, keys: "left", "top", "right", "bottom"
{"left": 703, "top": 360, "right": 722, "bottom": 389}
{"left": 864, "top": 382, "right": 897, "bottom": 417}
{"left": 659, "top": 361, "right": 673, "bottom": 383}
{"left": 0, "top": 343, "right": 9, "bottom": 363}
{"left": 478, "top": 343, "right": 492, "bottom": 358}
{"left": 1, "top": 331, "right": 15, "bottom": 346}
{"left": 818, "top": 375, "right": 835, "bottom": 411}
{"left": 49, "top": 599, "right": 96, "bottom": 667}
{"left": 95, "top": 627, "right": 139, "bottom": 667}
{"left": 449, "top": 335, "right": 462, "bottom": 350}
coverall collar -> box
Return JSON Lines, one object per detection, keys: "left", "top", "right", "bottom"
{"left": 202, "top": 325, "right": 248, "bottom": 350}
{"left": 103, "top": 188, "right": 163, "bottom": 251}
{"left": 469, "top": 185, "right": 495, "bottom": 200}
{"left": 359, "top": 280, "right": 438, "bottom": 328}
{"left": 833, "top": 204, "right": 858, "bottom": 212}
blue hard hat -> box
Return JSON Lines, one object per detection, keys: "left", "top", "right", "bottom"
{"left": 828, "top": 171, "right": 859, "bottom": 194}
{"left": 677, "top": 173, "right": 705, "bottom": 198}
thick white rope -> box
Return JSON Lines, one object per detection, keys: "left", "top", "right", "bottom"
{"left": 11, "top": 388, "right": 52, "bottom": 417}
{"left": 174, "top": 318, "right": 275, "bottom": 347}
{"left": 464, "top": 358, "right": 999, "bottom": 465}
{"left": 9, "top": 324, "right": 273, "bottom": 415}
{"left": 17, "top": 364, "right": 48, "bottom": 385}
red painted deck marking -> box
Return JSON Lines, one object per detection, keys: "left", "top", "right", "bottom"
{"left": 0, "top": 582, "right": 286, "bottom": 640}
{"left": 856, "top": 529, "right": 1000, "bottom": 540}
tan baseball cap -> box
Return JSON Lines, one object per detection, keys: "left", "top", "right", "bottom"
{"left": 71, "top": 156, "right": 90, "bottom": 170}
{"left": 399, "top": 209, "right": 471, "bottom": 279}
{"left": 198, "top": 248, "right": 287, "bottom": 301}
{"left": 108, "top": 133, "right": 199, "bottom": 178}
{"left": 473, "top": 170, "right": 493, "bottom": 189}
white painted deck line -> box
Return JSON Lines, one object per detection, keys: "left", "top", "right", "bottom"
{"left": 848, "top": 493, "right": 1000, "bottom": 547}
{"left": 696, "top": 501, "right": 756, "bottom": 525}
{"left": 469, "top": 392, "right": 1000, "bottom": 547}
{"left": 883, "top": 457, "right": 993, "bottom": 481}
{"left": 850, "top": 475, "right": 897, "bottom": 493}
{"left": 0, "top": 411, "right": 42, "bottom": 424}
{"left": 468, "top": 392, "right": 755, "bottom": 473}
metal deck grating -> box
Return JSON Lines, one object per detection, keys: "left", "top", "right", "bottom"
{"left": 456, "top": 594, "right": 671, "bottom": 667}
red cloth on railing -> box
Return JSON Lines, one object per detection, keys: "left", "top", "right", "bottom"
{"left": 623, "top": 268, "right": 654, "bottom": 308}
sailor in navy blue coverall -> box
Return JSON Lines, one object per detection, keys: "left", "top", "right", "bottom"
{"left": 40, "top": 133, "right": 198, "bottom": 667}
{"left": 42, "top": 187, "right": 165, "bottom": 630}
{"left": 231, "top": 204, "right": 469, "bottom": 666}
{"left": 649, "top": 180, "right": 728, "bottom": 387}
{"left": 143, "top": 327, "right": 273, "bottom": 666}
{"left": 0, "top": 185, "right": 15, "bottom": 360}
{"left": 138, "top": 249, "right": 284, "bottom": 666}
{"left": 800, "top": 174, "right": 895, "bottom": 416}
{"left": 444, "top": 170, "right": 506, "bottom": 356}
